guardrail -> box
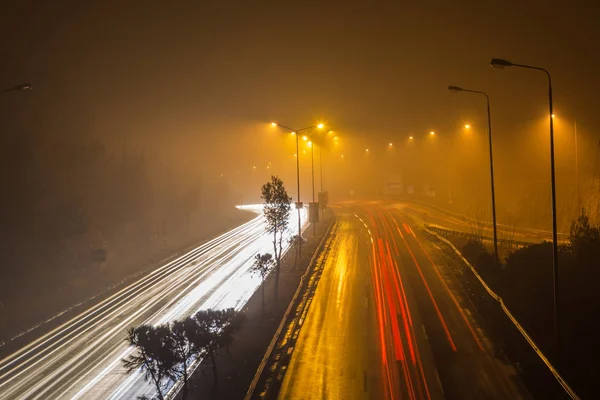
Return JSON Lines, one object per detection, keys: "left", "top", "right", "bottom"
{"left": 426, "top": 224, "right": 538, "bottom": 248}
{"left": 425, "top": 227, "right": 580, "bottom": 400}
{"left": 244, "top": 220, "right": 338, "bottom": 400}
{"left": 395, "top": 196, "right": 570, "bottom": 239}
{"left": 165, "top": 216, "right": 314, "bottom": 400}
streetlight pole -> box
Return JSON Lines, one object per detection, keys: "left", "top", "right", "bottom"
{"left": 575, "top": 118, "right": 580, "bottom": 208}
{"left": 271, "top": 122, "right": 324, "bottom": 258}
{"left": 446, "top": 134, "right": 452, "bottom": 208}
{"left": 311, "top": 141, "right": 316, "bottom": 237}
{"left": 490, "top": 58, "right": 560, "bottom": 352}
{"left": 319, "top": 144, "right": 324, "bottom": 193}
{"left": 295, "top": 130, "right": 302, "bottom": 256}
{"left": 448, "top": 86, "right": 499, "bottom": 265}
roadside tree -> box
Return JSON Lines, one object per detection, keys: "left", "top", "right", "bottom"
{"left": 171, "top": 318, "right": 204, "bottom": 399}
{"left": 123, "top": 324, "right": 178, "bottom": 400}
{"left": 261, "top": 176, "right": 292, "bottom": 298}
{"left": 251, "top": 253, "right": 274, "bottom": 310}
{"left": 189, "top": 308, "right": 245, "bottom": 378}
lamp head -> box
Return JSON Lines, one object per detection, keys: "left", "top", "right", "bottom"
{"left": 448, "top": 85, "right": 463, "bottom": 92}
{"left": 15, "top": 83, "right": 33, "bottom": 90}
{"left": 490, "top": 58, "right": 513, "bottom": 69}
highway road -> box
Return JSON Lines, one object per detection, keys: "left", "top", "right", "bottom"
{"left": 0, "top": 205, "right": 306, "bottom": 400}
{"left": 398, "top": 200, "right": 569, "bottom": 244}
{"left": 278, "top": 201, "right": 530, "bottom": 399}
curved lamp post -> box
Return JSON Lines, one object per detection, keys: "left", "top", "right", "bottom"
{"left": 490, "top": 58, "right": 559, "bottom": 351}
{"left": 448, "top": 85, "right": 499, "bottom": 265}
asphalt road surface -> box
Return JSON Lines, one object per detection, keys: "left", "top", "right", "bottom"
{"left": 278, "top": 201, "right": 530, "bottom": 400}
{"left": 0, "top": 205, "right": 306, "bottom": 400}
{"left": 400, "top": 200, "right": 568, "bottom": 244}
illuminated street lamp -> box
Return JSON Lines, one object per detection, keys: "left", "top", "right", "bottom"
{"left": 1, "top": 82, "right": 32, "bottom": 93}
{"left": 490, "top": 58, "right": 560, "bottom": 351}
{"left": 271, "top": 122, "right": 325, "bottom": 256}
{"left": 464, "top": 124, "right": 471, "bottom": 129}
{"left": 429, "top": 131, "right": 435, "bottom": 135}
{"left": 448, "top": 85, "right": 499, "bottom": 266}
{"left": 304, "top": 131, "right": 333, "bottom": 236}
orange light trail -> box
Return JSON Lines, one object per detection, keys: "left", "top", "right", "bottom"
{"left": 379, "top": 240, "right": 405, "bottom": 361}
{"left": 371, "top": 239, "right": 388, "bottom": 363}
{"left": 384, "top": 242, "right": 415, "bottom": 363}
{"left": 396, "top": 219, "right": 457, "bottom": 352}
{"left": 375, "top": 207, "right": 400, "bottom": 257}
{"left": 370, "top": 235, "right": 395, "bottom": 400}
{"left": 377, "top": 208, "right": 422, "bottom": 399}
{"left": 378, "top": 239, "right": 417, "bottom": 400}
{"left": 396, "top": 212, "right": 484, "bottom": 351}
{"left": 361, "top": 208, "right": 433, "bottom": 400}
{"left": 380, "top": 208, "right": 430, "bottom": 400}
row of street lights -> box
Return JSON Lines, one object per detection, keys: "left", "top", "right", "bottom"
{"left": 271, "top": 59, "right": 559, "bottom": 350}
{"left": 449, "top": 58, "right": 559, "bottom": 352}
{"left": 348, "top": 59, "right": 559, "bottom": 352}
{"left": 270, "top": 122, "right": 325, "bottom": 257}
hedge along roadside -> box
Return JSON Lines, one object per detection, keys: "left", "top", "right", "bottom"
{"left": 425, "top": 227, "right": 580, "bottom": 400}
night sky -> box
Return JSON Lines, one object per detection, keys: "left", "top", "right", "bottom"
{"left": 2, "top": 0, "right": 599, "bottom": 212}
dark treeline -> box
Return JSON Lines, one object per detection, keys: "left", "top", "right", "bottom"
{"left": 461, "top": 209, "right": 600, "bottom": 398}
{"left": 0, "top": 132, "right": 248, "bottom": 339}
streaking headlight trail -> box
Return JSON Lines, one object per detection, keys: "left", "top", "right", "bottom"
{"left": 0, "top": 205, "right": 307, "bottom": 400}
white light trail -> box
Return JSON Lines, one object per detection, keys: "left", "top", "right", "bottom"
{"left": 0, "top": 205, "right": 307, "bottom": 399}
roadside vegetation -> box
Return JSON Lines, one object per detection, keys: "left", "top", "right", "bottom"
{"left": 123, "top": 308, "right": 245, "bottom": 400}
{"left": 122, "top": 175, "right": 304, "bottom": 400}
{"left": 251, "top": 253, "right": 274, "bottom": 311}
{"left": 260, "top": 176, "right": 292, "bottom": 299}
{"left": 456, "top": 208, "right": 600, "bottom": 398}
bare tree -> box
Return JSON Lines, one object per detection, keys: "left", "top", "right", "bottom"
{"left": 251, "top": 253, "right": 273, "bottom": 310}
{"left": 123, "top": 324, "right": 178, "bottom": 400}
{"left": 261, "top": 176, "right": 292, "bottom": 298}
